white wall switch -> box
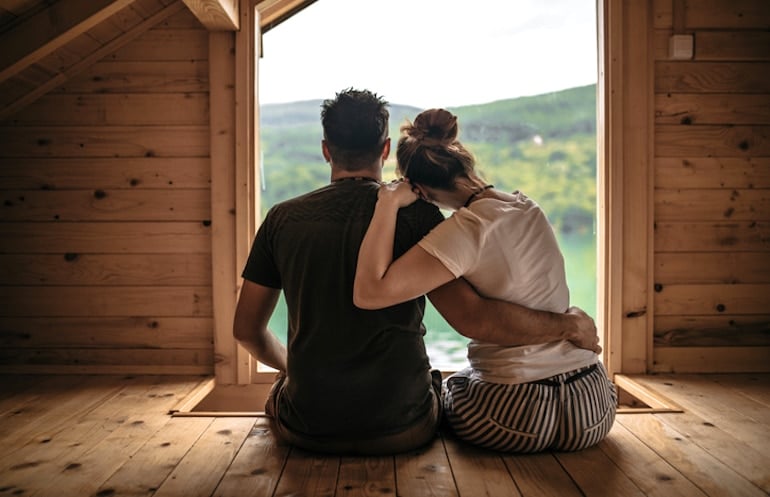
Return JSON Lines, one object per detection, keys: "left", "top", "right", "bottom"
{"left": 669, "top": 34, "right": 694, "bottom": 60}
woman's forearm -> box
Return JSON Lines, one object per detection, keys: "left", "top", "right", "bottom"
{"left": 353, "top": 199, "right": 400, "bottom": 308}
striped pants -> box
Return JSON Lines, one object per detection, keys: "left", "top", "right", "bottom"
{"left": 442, "top": 362, "right": 617, "bottom": 453}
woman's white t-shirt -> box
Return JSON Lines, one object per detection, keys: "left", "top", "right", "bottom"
{"left": 417, "top": 191, "right": 597, "bottom": 384}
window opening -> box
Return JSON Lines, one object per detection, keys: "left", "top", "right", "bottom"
{"left": 257, "top": 0, "right": 598, "bottom": 371}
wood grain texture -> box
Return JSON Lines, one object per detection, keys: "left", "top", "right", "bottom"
{"left": 0, "top": 316, "right": 214, "bottom": 349}
{"left": 655, "top": 124, "right": 770, "bottom": 157}
{"left": 655, "top": 221, "right": 770, "bottom": 252}
{"left": 654, "top": 252, "right": 770, "bottom": 284}
{"left": 655, "top": 62, "right": 770, "bottom": 93}
{"left": 654, "top": 188, "right": 769, "bottom": 222}
{"left": 0, "top": 221, "right": 212, "bottom": 254}
{"left": 0, "top": 253, "right": 211, "bottom": 286}
{"left": 655, "top": 93, "right": 770, "bottom": 125}
{"left": 0, "top": 375, "right": 768, "bottom": 496}
{"left": 0, "top": 285, "right": 213, "bottom": 317}
{"left": 655, "top": 157, "right": 770, "bottom": 189}
{"left": 654, "top": 283, "right": 770, "bottom": 315}
{"left": 182, "top": 0, "right": 238, "bottom": 30}
{"left": 0, "top": 125, "right": 209, "bottom": 157}
{"left": 0, "top": 157, "right": 210, "bottom": 189}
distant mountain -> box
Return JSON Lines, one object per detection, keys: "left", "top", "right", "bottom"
{"left": 450, "top": 85, "right": 596, "bottom": 143}
{"left": 259, "top": 100, "right": 321, "bottom": 126}
{"left": 259, "top": 84, "right": 596, "bottom": 144}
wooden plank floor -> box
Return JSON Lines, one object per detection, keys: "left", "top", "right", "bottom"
{"left": 0, "top": 374, "right": 768, "bottom": 497}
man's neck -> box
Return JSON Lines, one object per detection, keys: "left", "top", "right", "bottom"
{"left": 330, "top": 166, "right": 382, "bottom": 183}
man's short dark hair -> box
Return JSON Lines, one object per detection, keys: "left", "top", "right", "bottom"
{"left": 321, "top": 88, "right": 390, "bottom": 169}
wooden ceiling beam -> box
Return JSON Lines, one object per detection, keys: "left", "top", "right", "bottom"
{"left": 180, "top": 0, "right": 317, "bottom": 32}
{"left": 257, "top": 0, "right": 316, "bottom": 32}
{"left": 182, "top": 0, "right": 239, "bottom": 30}
{"left": 0, "top": 0, "right": 137, "bottom": 84}
{"left": 0, "top": 1, "right": 187, "bottom": 121}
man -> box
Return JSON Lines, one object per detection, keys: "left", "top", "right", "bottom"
{"left": 233, "top": 88, "right": 600, "bottom": 455}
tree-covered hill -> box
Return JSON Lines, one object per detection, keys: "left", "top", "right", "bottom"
{"left": 259, "top": 84, "right": 597, "bottom": 234}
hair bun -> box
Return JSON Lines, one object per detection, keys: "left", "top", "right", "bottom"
{"left": 407, "top": 108, "right": 458, "bottom": 146}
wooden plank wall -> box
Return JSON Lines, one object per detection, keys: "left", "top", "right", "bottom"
{"left": 0, "top": 7, "right": 215, "bottom": 375}
{"left": 651, "top": 0, "right": 770, "bottom": 372}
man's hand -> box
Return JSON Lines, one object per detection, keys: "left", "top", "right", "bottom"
{"left": 565, "top": 306, "right": 601, "bottom": 354}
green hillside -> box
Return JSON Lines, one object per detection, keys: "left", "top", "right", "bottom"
{"left": 258, "top": 84, "right": 597, "bottom": 234}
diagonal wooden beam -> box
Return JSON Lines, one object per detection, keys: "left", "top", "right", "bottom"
{"left": 257, "top": 0, "right": 316, "bottom": 32}
{"left": 182, "top": 0, "right": 238, "bottom": 30}
{"left": 0, "top": 1, "right": 187, "bottom": 121}
{"left": 0, "top": 0, "right": 138, "bottom": 84}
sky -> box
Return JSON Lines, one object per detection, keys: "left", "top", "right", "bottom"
{"left": 258, "top": 0, "right": 598, "bottom": 109}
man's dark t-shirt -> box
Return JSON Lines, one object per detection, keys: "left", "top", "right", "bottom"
{"left": 242, "top": 179, "right": 444, "bottom": 438}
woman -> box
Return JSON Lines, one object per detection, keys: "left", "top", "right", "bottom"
{"left": 353, "top": 108, "right": 616, "bottom": 453}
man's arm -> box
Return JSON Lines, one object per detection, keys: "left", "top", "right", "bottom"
{"left": 233, "top": 279, "right": 288, "bottom": 372}
{"left": 427, "top": 278, "right": 601, "bottom": 354}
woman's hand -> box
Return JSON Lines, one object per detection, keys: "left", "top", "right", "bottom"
{"left": 378, "top": 179, "right": 419, "bottom": 208}
{"left": 355, "top": 177, "right": 455, "bottom": 310}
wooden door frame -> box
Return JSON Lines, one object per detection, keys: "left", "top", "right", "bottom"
{"left": 598, "top": 0, "right": 654, "bottom": 377}
{"left": 211, "top": 0, "right": 656, "bottom": 384}
{"left": 209, "top": 0, "right": 265, "bottom": 385}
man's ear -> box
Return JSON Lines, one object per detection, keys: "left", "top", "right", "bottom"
{"left": 381, "top": 138, "right": 391, "bottom": 160}
{"left": 321, "top": 140, "right": 331, "bottom": 163}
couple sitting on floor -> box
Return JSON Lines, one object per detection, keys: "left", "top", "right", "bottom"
{"left": 233, "top": 87, "right": 617, "bottom": 455}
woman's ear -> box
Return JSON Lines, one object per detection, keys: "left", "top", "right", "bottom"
{"left": 411, "top": 182, "right": 430, "bottom": 202}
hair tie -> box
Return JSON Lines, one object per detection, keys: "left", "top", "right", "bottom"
{"left": 410, "top": 127, "right": 443, "bottom": 147}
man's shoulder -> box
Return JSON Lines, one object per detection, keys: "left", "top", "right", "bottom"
{"left": 402, "top": 199, "right": 441, "bottom": 215}
{"left": 394, "top": 201, "right": 444, "bottom": 244}
{"left": 273, "top": 184, "right": 336, "bottom": 207}
{"left": 265, "top": 183, "right": 380, "bottom": 225}
{"left": 400, "top": 199, "right": 444, "bottom": 224}
{"left": 264, "top": 184, "right": 336, "bottom": 216}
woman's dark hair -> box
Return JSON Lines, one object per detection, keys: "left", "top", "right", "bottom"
{"left": 321, "top": 88, "right": 390, "bottom": 169}
{"left": 396, "top": 108, "right": 476, "bottom": 190}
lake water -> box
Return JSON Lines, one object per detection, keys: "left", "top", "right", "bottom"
{"left": 267, "top": 231, "right": 596, "bottom": 370}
